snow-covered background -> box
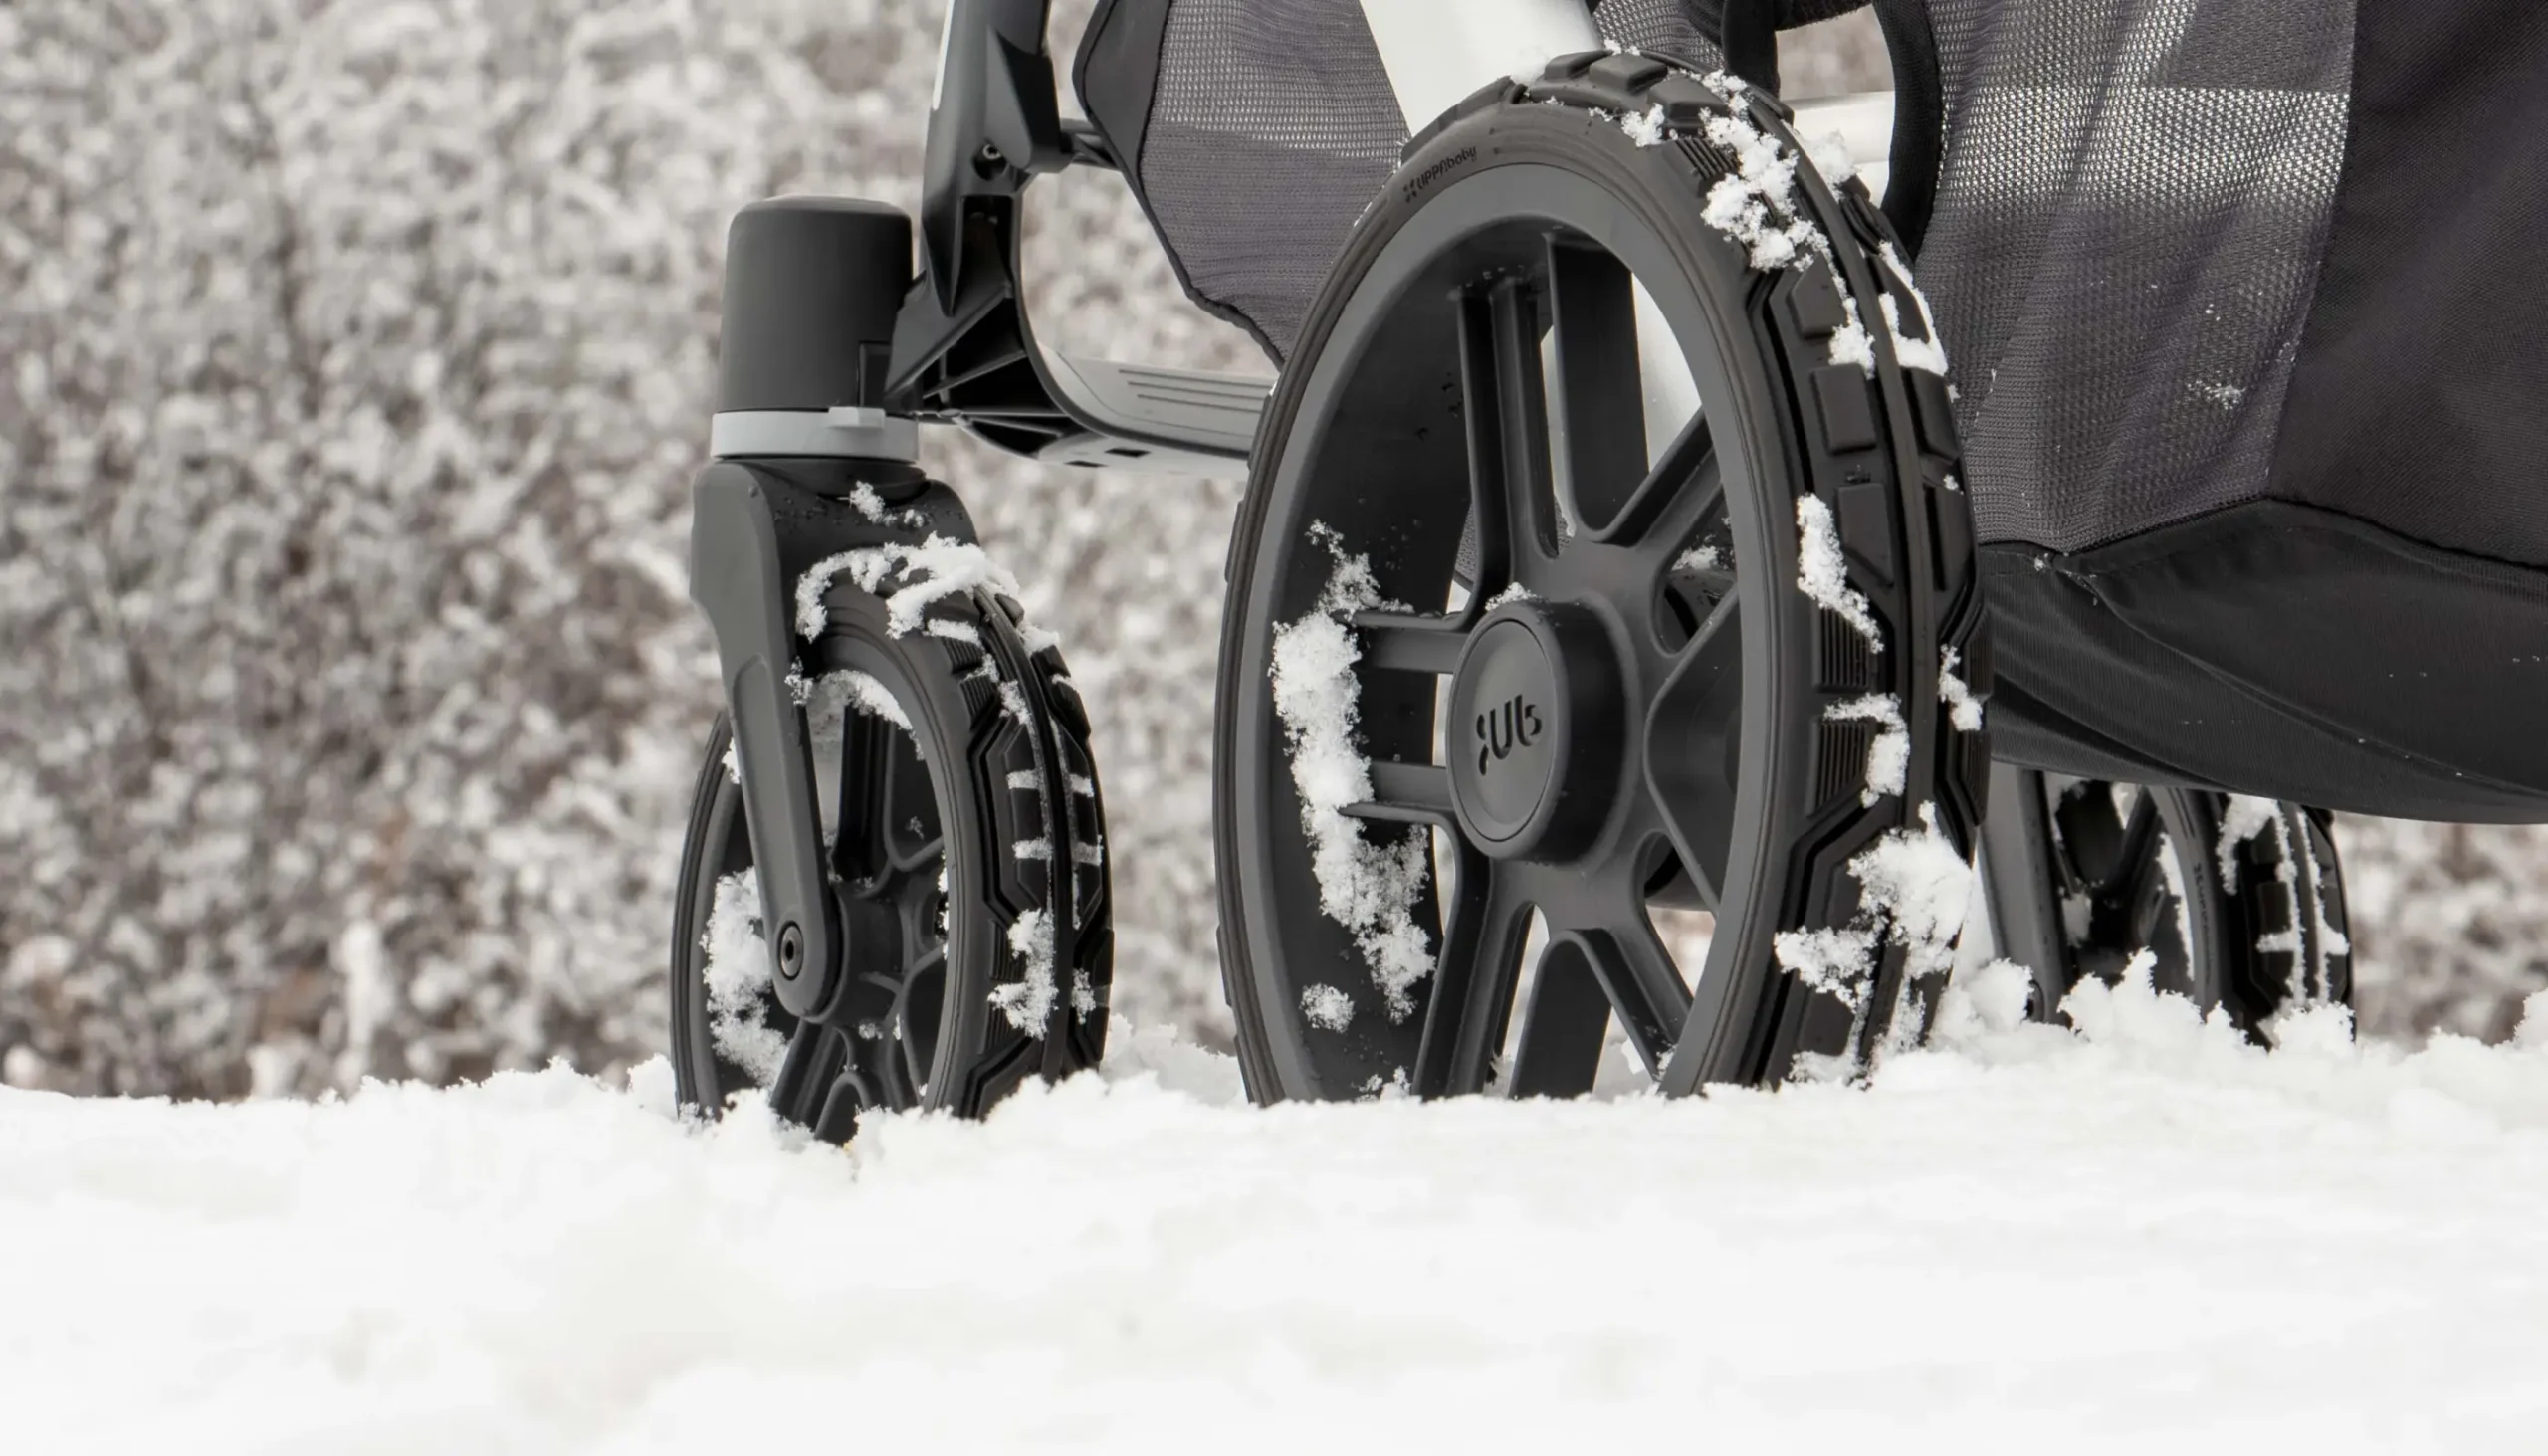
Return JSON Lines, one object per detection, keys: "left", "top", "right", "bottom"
{"left": 2, "top": 0, "right": 2544, "bottom": 1099}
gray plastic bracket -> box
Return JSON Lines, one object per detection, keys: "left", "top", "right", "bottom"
{"left": 711, "top": 407, "right": 922, "bottom": 462}
{"left": 1030, "top": 354, "right": 1268, "bottom": 480}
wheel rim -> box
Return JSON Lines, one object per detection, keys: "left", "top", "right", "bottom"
{"left": 1226, "top": 168, "right": 1804, "bottom": 1099}
{"left": 2046, "top": 779, "right": 2218, "bottom": 1004}
{"left": 810, "top": 648, "right": 956, "bottom": 1109}
{"left": 2041, "top": 780, "right": 2352, "bottom": 1028}
{"left": 680, "top": 656, "right": 966, "bottom": 1130}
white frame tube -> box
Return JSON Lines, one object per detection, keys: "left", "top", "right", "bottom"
{"left": 1358, "top": 0, "right": 1601, "bottom": 136}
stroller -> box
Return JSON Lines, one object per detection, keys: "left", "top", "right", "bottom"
{"left": 660, "top": 0, "right": 2521, "bottom": 1133}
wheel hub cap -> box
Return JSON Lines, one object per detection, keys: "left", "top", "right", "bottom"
{"left": 1446, "top": 603, "right": 1615, "bottom": 859}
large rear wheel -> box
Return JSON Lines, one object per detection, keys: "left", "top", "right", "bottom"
{"left": 1214, "top": 57, "right": 1987, "bottom": 1100}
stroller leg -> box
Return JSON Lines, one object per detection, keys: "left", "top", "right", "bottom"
{"left": 1980, "top": 763, "right": 2072, "bottom": 1017}
{"left": 1361, "top": 0, "right": 1600, "bottom": 135}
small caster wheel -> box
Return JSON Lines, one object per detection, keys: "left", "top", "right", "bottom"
{"left": 669, "top": 514, "right": 1111, "bottom": 1139}
{"left": 2031, "top": 775, "right": 2352, "bottom": 1032}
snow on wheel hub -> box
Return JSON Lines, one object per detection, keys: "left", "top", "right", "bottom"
{"left": 1446, "top": 601, "right": 1616, "bottom": 861}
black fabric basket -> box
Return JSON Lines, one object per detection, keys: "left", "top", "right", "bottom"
{"left": 1077, "top": 0, "right": 2548, "bottom": 821}
{"left": 1910, "top": 0, "right": 2548, "bottom": 821}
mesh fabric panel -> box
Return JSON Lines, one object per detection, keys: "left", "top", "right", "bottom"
{"left": 1139, "top": 0, "right": 1754, "bottom": 360}
{"left": 1917, "top": 0, "right": 2353, "bottom": 552}
{"left": 1593, "top": 0, "right": 1725, "bottom": 70}
{"left": 1139, "top": 0, "right": 1407, "bottom": 360}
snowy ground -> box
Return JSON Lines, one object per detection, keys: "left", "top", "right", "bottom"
{"left": 7, "top": 976, "right": 2548, "bottom": 1453}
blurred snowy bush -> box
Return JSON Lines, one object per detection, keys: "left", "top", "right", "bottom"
{"left": 0, "top": 0, "right": 2533, "bottom": 1097}
{"left": 0, "top": 0, "right": 1245, "bottom": 1096}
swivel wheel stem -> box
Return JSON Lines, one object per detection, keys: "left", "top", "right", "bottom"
{"left": 690, "top": 465, "right": 845, "bottom": 1022}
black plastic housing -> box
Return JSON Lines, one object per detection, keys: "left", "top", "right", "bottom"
{"left": 719, "top": 197, "right": 913, "bottom": 414}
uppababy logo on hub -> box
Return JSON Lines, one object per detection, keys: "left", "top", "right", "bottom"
{"left": 1405, "top": 146, "right": 1477, "bottom": 204}
{"left": 1475, "top": 695, "right": 1545, "bottom": 774}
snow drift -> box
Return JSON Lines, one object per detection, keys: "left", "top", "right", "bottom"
{"left": 6, "top": 972, "right": 2548, "bottom": 1453}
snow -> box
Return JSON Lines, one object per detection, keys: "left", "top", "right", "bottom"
{"left": 2217, "top": 793, "right": 2279, "bottom": 887}
{"left": 1300, "top": 983, "right": 1356, "bottom": 1033}
{"left": 14, "top": 988, "right": 2548, "bottom": 1452}
{"left": 1827, "top": 292, "right": 1877, "bottom": 376}
{"left": 1939, "top": 647, "right": 1985, "bottom": 731}
{"left": 1267, "top": 525, "right": 1437, "bottom": 1020}
{"left": 805, "top": 669, "right": 913, "bottom": 736}
{"left": 1875, "top": 243, "right": 1952, "bottom": 376}
{"left": 1796, "top": 495, "right": 1884, "bottom": 649}
{"left": 1618, "top": 104, "right": 1667, "bottom": 149}
{"left": 1771, "top": 924, "right": 1881, "bottom": 1014}
{"left": 2305, "top": 828, "right": 2354, "bottom": 965}
{"left": 1777, "top": 805, "right": 1975, "bottom": 1074}
{"left": 1856, "top": 805, "right": 1978, "bottom": 973}
{"left": 1826, "top": 693, "right": 1909, "bottom": 804}
{"left": 1804, "top": 129, "right": 1859, "bottom": 186}
{"left": 990, "top": 907, "right": 1056, "bottom": 1033}
{"left": 701, "top": 871, "right": 785, "bottom": 1085}
{"left": 2157, "top": 832, "right": 2197, "bottom": 956}
{"left": 796, "top": 536, "right": 1020, "bottom": 642}
{"left": 1696, "top": 99, "right": 1827, "bottom": 273}
{"left": 846, "top": 480, "right": 929, "bottom": 531}
{"left": 1880, "top": 293, "right": 1952, "bottom": 376}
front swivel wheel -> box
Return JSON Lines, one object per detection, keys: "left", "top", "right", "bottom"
{"left": 669, "top": 488, "right": 1111, "bottom": 1138}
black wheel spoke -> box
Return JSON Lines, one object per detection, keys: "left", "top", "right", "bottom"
{"left": 1410, "top": 854, "right": 1534, "bottom": 1097}
{"left": 1544, "top": 239, "right": 1649, "bottom": 539}
{"left": 768, "top": 1020, "right": 841, "bottom": 1128}
{"left": 2125, "top": 848, "right": 2188, "bottom": 979}
{"left": 2072, "top": 787, "right": 2158, "bottom": 896}
{"left": 811, "top": 1071, "right": 866, "bottom": 1144}
{"left": 1560, "top": 904, "right": 1690, "bottom": 1079}
{"left": 1504, "top": 937, "right": 1614, "bottom": 1098}
{"left": 1351, "top": 608, "right": 1473, "bottom": 674}
{"left": 1631, "top": 423, "right": 1728, "bottom": 563}
{"left": 1348, "top": 761, "right": 1456, "bottom": 826}
{"left": 1458, "top": 278, "right": 1558, "bottom": 578}
{"left": 830, "top": 709, "right": 896, "bottom": 881}
{"left": 888, "top": 833, "right": 945, "bottom": 878}
{"left": 1646, "top": 594, "right": 1743, "bottom": 907}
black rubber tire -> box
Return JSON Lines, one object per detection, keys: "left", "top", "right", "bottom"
{"left": 1213, "top": 56, "right": 1985, "bottom": 1101}
{"left": 2039, "top": 777, "right": 2352, "bottom": 1032}
{"left": 669, "top": 557, "right": 1110, "bottom": 1137}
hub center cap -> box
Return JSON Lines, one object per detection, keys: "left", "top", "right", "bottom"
{"left": 1447, "top": 604, "right": 1612, "bottom": 859}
